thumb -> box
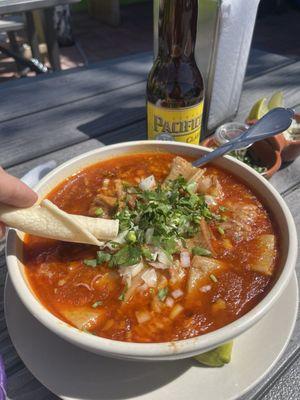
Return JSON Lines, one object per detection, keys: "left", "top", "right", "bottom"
{"left": 0, "top": 167, "right": 38, "bottom": 208}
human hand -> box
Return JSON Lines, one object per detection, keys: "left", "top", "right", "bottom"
{"left": 0, "top": 167, "right": 38, "bottom": 239}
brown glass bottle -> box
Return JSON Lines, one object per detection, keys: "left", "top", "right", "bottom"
{"left": 147, "top": 0, "right": 204, "bottom": 144}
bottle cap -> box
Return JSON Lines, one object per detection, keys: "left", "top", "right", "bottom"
{"left": 154, "top": 133, "right": 174, "bottom": 141}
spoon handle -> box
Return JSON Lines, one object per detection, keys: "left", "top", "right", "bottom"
{"left": 193, "top": 107, "right": 294, "bottom": 168}
{"left": 192, "top": 142, "right": 233, "bottom": 167}
{"left": 241, "top": 107, "right": 294, "bottom": 141}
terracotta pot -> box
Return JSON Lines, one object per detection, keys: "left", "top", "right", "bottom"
{"left": 246, "top": 113, "right": 300, "bottom": 162}
{"left": 248, "top": 140, "right": 282, "bottom": 179}
{"left": 200, "top": 136, "right": 281, "bottom": 179}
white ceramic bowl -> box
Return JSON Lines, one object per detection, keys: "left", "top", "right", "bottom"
{"left": 6, "top": 141, "right": 298, "bottom": 361}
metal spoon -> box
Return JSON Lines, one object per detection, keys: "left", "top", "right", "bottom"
{"left": 192, "top": 107, "right": 294, "bottom": 168}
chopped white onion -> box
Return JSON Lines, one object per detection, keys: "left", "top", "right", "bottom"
{"left": 119, "top": 262, "right": 144, "bottom": 278}
{"left": 180, "top": 251, "right": 191, "bottom": 268}
{"left": 172, "top": 289, "right": 184, "bottom": 299}
{"left": 139, "top": 175, "right": 156, "bottom": 191}
{"left": 135, "top": 310, "right": 151, "bottom": 324}
{"left": 104, "top": 230, "right": 129, "bottom": 251}
{"left": 165, "top": 297, "right": 175, "bottom": 308}
{"left": 141, "top": 268, "right": 157, "bottom": 287}
{"left": 145, "top": 246, "right": 159, "bottom": 261}
{"left": 124, "top": 271, "right": 144, "bottom": 302}
{"left": 138, "top": 283, "right": 148, "bottom": 292}
{"left": 157, "top": 248, "right": 172, "bottom": 266}
{"left": 205, "top": 195, "right": 217, "bottom": 206}
{"left": 105, "top": 243, "right": 116, "bottom": 251}
{"left": 145, "top": 228, "right": 154, "bottom": 244}
{"left": 200, "top": 285, "right": 212, "bottom": 293}
{"left": 169, "top": 304, "right": 184, "bottom": 320}
{"left": 102, "top": 178, "right": 110, "bottom": 187}
{"left": 114, "top": 230, "right": 129, "bottom": 244}
{"left": 119, "top": 262, "right": 144, "bottom": 288}
{"left": 148, "top": 261, "right": 169, "bottom": 270}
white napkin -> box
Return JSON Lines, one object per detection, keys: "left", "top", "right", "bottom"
{"left": 208, "top": 0, "right": 260, "bottom": 130}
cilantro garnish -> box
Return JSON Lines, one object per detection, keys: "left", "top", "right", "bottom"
{"left": 217, "top": 226, "right": 225, "bottom": 235}
{"left": 83, "top": 259, "right": 98, "bottom": 267}
{"left": 94, "top": 207, "right": 104, "bottom": 217}
{"left": 126, "top": 231, "right": 137, "bottom": 243}
{"left": 109, "top": 244, "right": 142, "bottom": 268}
{"left": 158, "top": 287, "right": 168, "bottom": 301}
{"left": 89, "top": 176, "right": 220, "bottom": 269}
{"left": 97, "top": 251, "right": 111, "bottom": 264}
{"left": 115, "top": 176, "right": 214, "bottom": 255}
{"left": 118, "top": 291, "right": 126, "bottom": 301}
{"left": 141, "top": 245, "right": 152, "bottom": 259}
{"left": 92, "top": 301, "right": 103, "bottom": 308}
{"left": 192, "top": 247, "right": 212, "bottom": 257}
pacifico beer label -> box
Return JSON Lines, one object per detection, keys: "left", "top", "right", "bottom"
{"left": 147, "top": 101, "right": 203, "bottom": 144}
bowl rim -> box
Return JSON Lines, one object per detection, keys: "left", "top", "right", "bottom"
{"left": 6, "top": 140, "right": 298, "bottom": 359}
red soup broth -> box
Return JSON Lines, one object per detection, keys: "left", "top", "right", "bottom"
{"left": 23, "top": 152, "right": 279, "bottom": 343}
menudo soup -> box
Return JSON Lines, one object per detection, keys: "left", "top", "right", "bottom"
{"left": 23, "top": 153, "right": 279, "bottom": 343}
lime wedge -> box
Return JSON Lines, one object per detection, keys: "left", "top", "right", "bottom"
{"left": 247, "top": 98, "right": 269, "bottom": 121}
{"left": 194, "top": 341, "right": 233, "bottom": 367}
{"left": 268, "top": 91, "right": 284, "bottom": 110}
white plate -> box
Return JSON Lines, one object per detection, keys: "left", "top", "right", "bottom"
{"left": 5, "top": 273, "right": 298, "bottom": 400}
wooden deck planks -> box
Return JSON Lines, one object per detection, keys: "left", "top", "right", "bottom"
{"left": 0, "top": 53, "right": 152, "bottom": 123}
{"left": 236, "top": 61, "right": 300, "bottom": 121}
{"left": 245, "top": 49, "right": 297, "bottom": 81}
{"left": 0, "top": 0, "right": 79, "bottom": 14}
{"left": 1, "top": 61, "right": 300, "bottom": 170}
{"left": 0, "top": 50, "right": 292, "bottom": 123}
{"left": 5, "top": 120, "right": 146, "bottom": 178}
{"left": 0, "top": 82, "right": 147, "bottom": 168}
{"left": 0, "top": 49, "right": 300, "bottom": 400}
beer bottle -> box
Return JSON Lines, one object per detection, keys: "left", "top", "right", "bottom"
{"left": 147, "top": 0, "right": 204, "bottom": 144}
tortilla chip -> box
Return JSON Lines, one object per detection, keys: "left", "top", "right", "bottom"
{"left": 0, "top": 199, "right": 119, "bottom": 246}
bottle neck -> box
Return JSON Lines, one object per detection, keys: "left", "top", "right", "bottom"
{"left": 158, "top": 0, "right": 198, "bottom": 61}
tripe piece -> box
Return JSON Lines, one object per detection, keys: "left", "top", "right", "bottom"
{"left": 164, "top": 156, "right": 196, "bottom": 182}
{"left": 249, "top": 234, "right": 275, "bottom": 275}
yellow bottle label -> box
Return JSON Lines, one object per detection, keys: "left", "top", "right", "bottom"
{"left": 147, "top": 101, "right": 203, "bottom": 144}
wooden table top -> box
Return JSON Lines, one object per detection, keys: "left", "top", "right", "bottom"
{"left": 0, "top": 48, "right": 299, "bottom": 399}
{"left": 0, "top": 0, "right": 79, "bottom": 14}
